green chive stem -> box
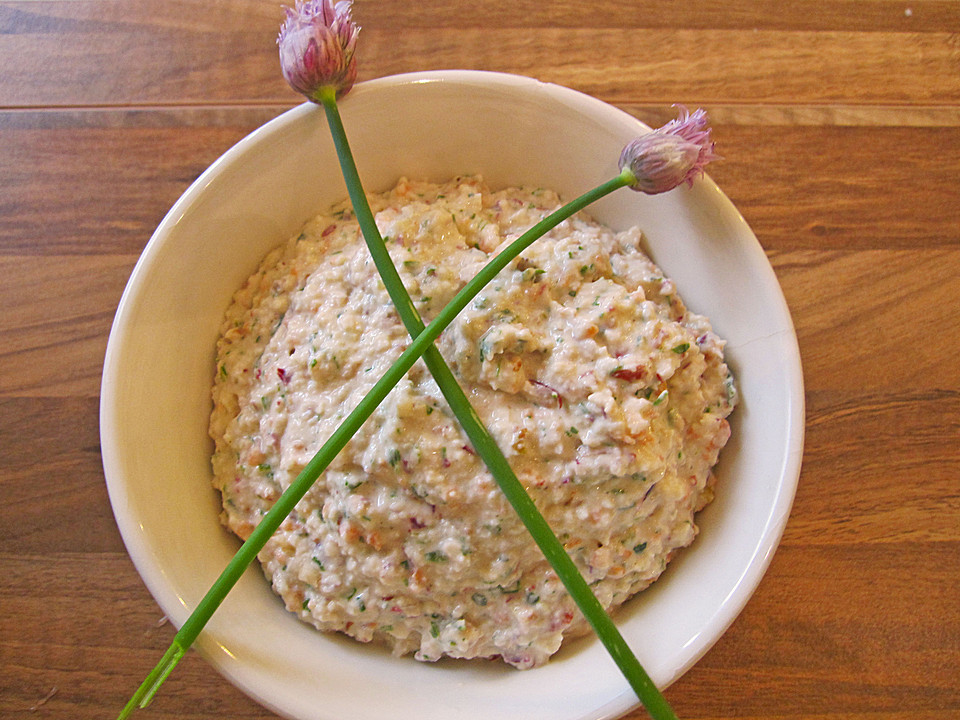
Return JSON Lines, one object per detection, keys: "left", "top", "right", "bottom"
{"left": 118, "top": 97, "right": 667, "bottom": 718}
{"left": 318, "top": 88, "right": 674, "bottom": 720}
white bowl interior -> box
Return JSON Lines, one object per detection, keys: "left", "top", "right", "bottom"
{"left": 101, "top": 71, "right": 803, "bottom": 720}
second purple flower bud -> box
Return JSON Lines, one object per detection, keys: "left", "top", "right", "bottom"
{"left": 619, "top": 106, "right": 718, "bottom": 194}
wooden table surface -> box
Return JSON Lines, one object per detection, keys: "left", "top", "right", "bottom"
{"left": 2, "top": 1, "right": 958, "bottom": 718}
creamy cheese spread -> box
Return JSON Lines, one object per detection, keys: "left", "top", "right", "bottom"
{"left": 209, "top": 176, "right": 737, "bottom": 668}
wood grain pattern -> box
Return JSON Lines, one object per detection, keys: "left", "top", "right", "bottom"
{"left": 2, "top": 2, "right": 959, "bottom": 107}
{"left": 0, "top": 1, "right": 957, "bottom": 719}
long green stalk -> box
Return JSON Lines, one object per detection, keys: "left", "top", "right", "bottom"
{"left": 318, "top": 87, "right": 675, "bottom": 720}
{"left": 119, "top": 100, "right": 672, "bottom": 719}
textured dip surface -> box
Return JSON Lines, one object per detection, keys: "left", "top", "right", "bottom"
{"left": 209, "top": 176, "right": 737, "bottom": 669}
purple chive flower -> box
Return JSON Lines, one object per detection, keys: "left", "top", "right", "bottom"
{"left": 278, "top": 0, "right": 360, "bottom": 101}
{"left": 618, "top": 106, "right": 718, "bottom": 194}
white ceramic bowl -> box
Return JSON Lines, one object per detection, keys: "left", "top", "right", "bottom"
{"left": 101, "top": 71, "right": 803, "bottom": 720}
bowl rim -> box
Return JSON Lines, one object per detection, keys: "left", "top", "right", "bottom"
{"left": 101, "top": 69, "right": 805, "bottom": 720}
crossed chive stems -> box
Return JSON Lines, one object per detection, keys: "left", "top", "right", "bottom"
{"left": 118, "top": 89, "right": 692, "bottom": 720}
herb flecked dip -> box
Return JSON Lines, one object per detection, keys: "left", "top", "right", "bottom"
{"left": 209, "top": 176, "right": 737, "bottom": 669}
